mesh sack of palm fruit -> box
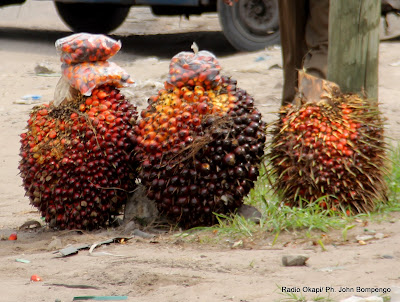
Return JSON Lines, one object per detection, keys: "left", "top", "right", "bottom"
{"left": 61, "top": 61, "right": 133, "bottom": 96}
{"left": 19, "top": 35, "right": 138, "bottom": 230}
{"left": 55, "top": 33, "right": 121, "bottom": 64}
{"left": 166, "top": 50, "right": 221, "bottom": 89}
{"left": 132, "top": 49, "right": 266, "bottom": 228}
{"left": 54, "top": 33, "right": 133, "bottom": 101}
{"left": 266, "top": 71, "right": 388, "bottom": 214}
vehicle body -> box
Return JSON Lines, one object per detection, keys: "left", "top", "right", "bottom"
{"left": 3, "top": 0, "right": 399, "bottom": 51}
{"left": 0, "top": 0, "right": 280, "bottom": 51}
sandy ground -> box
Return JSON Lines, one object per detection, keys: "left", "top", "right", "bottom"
{"left": 1, "top": 2, "right": 400, "bottom": 302}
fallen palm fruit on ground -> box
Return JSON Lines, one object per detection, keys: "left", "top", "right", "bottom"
{"left": 19, "top": 85, "right": 138, "bottom": 230}
{"left": 133, "top": 50, "right": 266, "bottom": 228}
{"left": 267, "top": 73, "right": 388, "bottom": 214}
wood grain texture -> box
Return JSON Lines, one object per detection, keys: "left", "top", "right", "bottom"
{"left": 327, "top": 0, "right": 380, "bottom": 101}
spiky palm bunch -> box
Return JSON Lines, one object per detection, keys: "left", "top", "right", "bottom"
{"left": 267, "top": 92, "right": 388, "bottom": 213}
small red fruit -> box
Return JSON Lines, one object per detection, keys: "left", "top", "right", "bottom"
{"left": 38, "top": 109, "right": 48, "bottom": 116}
{"left": 30, "top": 274, "right": 42, "bottom": 282}
{"left": 48, "top": 130, "right": 57, "bottom": 139}
{"left": 8, "top": 233, "right": 17, "bottom": 240}
{"left": 97, "top": 91, "right": 108, "bottom": 99}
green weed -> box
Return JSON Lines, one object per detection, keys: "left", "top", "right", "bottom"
{"left": 178, "top": 144, "right": 400, "bottom": 244}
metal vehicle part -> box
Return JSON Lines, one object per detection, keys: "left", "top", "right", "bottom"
{"left": 217, "top": 0, "right": 280, "bottom": 51}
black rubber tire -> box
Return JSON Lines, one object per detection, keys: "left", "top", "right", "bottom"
{"left": 217, "top": 0, "right": 280, "bottom": 51}
{"left": 55, "top": 2, "right": 130, "bottom": 34}
{"left": 1, "top": 0, "right": 25, "bottom": 7}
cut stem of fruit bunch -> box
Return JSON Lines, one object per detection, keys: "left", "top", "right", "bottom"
{"left": 19, "top": 85, "right": 138, "bottom": 230}
{"left": 267, "top": 72, "right": 388, "bottom": 214}
{"left": 133, "top": 50, "right": 266, "bottom": 228}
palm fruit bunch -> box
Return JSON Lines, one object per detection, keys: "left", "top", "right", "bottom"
{"left": 19, "top": 34, "right": 137, "bottom": 230}
{"left": 267, "top": 72, "right": 387, "bottom": 214}
{"left": 133, "top": 50, "right": 266, "bottom": 228}
{"left": 19, "top": 86, "right": 138, "bottom": 230}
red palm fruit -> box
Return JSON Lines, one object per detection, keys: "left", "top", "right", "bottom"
{"left": 135, "top": 73, "right": 265, "bottom": 228}
{"left": 19, "top": 85, "right": 138, "bottom": 230}
{"left": 30, "top": 274, "right": 42, "bottom": 282}
{"left": 267, "top": 89, "right": 388, "bottom": 214}
{"left": 8, "top": 233, "right": 17, "bottom": 241}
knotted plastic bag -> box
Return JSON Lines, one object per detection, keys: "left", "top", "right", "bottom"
{"left": 167, "top": 50, "right": 221, "bottom": 88}
{"left": 55, "top": 33, "right": 121, "bottom": 64}
{"left": 61, "top": 61, "right": 134, "bottom": 96}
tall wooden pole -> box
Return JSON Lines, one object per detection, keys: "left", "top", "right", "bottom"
{"left": 327, "top": 0, "right": 380, "bottom": 102}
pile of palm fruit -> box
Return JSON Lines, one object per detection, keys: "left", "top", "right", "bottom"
{"left": 21, "top": 34, "right": 387, "bottom": 231}
{"left": 133, "top": 50, "right": 266, "bottom": 228}
{"left": 266, "top": 72, "right": 388, "bottom": 214}
{"left": 19, "top": 41, "right": 266, "bottom": 230}
{"left": 19, "top": 34, "right": 137, "bottom": 230}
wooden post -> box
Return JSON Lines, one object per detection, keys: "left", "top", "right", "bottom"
{"left": 327, "top": 0, "right": 380, "bottom": 102}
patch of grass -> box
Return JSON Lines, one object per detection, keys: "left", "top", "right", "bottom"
{"left": 183, "top": 212, "right": 260, "bottom": 241}
{"left": 180, "top": 192, "right": 350, "bottom": 244}
{"left": 381, "top": 295, "right": 391, "bottom": 302}
{"left": 341, "top": 224, "right": 356, "bottom": 242}
{"left": 278, "top": 291, "right": 307, "bottom": 302}
{"left": 354, "top": 142, "right": 400, "bottom": 221}
{"left": 180, "top": 144, "right": 400, "bottom": 243}
{"left": 254, "top": 194, "right": 349, "bottom": 233}
{"left": 238, "top": 169, "right": 351, "bottom": 237}
{"left": 378, "top": 142, "right": 400, "bottom": 212}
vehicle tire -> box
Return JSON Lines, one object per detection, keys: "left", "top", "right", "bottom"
{"left": 55, "top": 2, "right": 130, "bottom": 34}
{"left": 217, "top": 0, "right": 280, "bottom": 51}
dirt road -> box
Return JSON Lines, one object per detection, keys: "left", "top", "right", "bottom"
{"left": 1, "top": 2, "right": 400, "bottom": 302}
